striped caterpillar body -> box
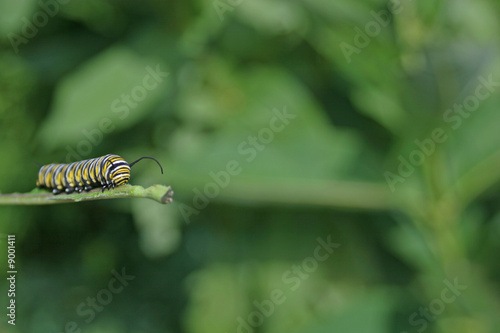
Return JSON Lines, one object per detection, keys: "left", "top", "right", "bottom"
{"left": 36, "top": 154, "right": 163, "bottom": 194}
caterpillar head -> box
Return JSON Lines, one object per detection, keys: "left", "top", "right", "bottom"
{"left": 108, "top": 157, "right": 131, "bottom": 186}
{"left": 111, "top": 156, "right": 163, "bottom": 186}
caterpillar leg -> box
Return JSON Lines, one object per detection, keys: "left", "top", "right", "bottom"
{"left": 101, "top": 182, "right": 117, "bottom": 192}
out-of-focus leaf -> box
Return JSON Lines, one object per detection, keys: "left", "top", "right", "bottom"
{"left": 294, "top": 289, "right": 395, "bottom": 333}
{"left": 237, "top": 0, "right": 308, "bottom": 35}
{"left": 442, "top": 70, "right": 500, "bottom": 204}
{"left": 132, "top": 198, "right": 181, "bottom": 258}
{"left": 37, "top": 46, "right": 169, "bottom": 149}
{"left": 185, "top": 262, "right": 395, "bottom": 333}
{"left": 170, "top": 63, "right": 363, "bottom": 181}
{"left": 351, "top": 87, "right": 406, "bottom": 134}
{"left": 387, "top": 222, "right": 439, "bottom": 273}
{"left": 0, "top": 0, "right": 36, "bottom": 36}
{"left": 61, "top": 0, "right": 126, "bottom": 35}
{"left": 183, "top": 264, "right": 251, "bottom": 333}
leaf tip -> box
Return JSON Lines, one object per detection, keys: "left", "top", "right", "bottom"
{"left": 161, "top": 188, "right": 174, "bottom": 204}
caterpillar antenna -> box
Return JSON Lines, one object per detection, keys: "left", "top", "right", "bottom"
{"left": 129, "top": 156, "right": 163, "bottom": 174}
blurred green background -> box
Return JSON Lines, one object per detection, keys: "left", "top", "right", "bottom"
{"left": 1, "top": 0, "right": 500, "bottom": 332}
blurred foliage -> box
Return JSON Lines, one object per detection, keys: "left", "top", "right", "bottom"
{"left": 0, "top": 0, "right": 500, "bottom": 332}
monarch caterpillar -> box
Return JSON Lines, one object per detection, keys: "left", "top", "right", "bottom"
{"left": 36, "top": 154, "right": 163, "bottom": 194}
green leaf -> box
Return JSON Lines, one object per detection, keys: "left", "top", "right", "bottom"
{"left": 37, "top": 46, "right": 169, "bottom": 149}
{"left": 171, "top": 65, "right": 363, "bottom": 180}
{"left": 295, "top": 289, "right": 395, "bottom": 333}
{"left": 0, "top": 0, "right": 37, "bottom": 36}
